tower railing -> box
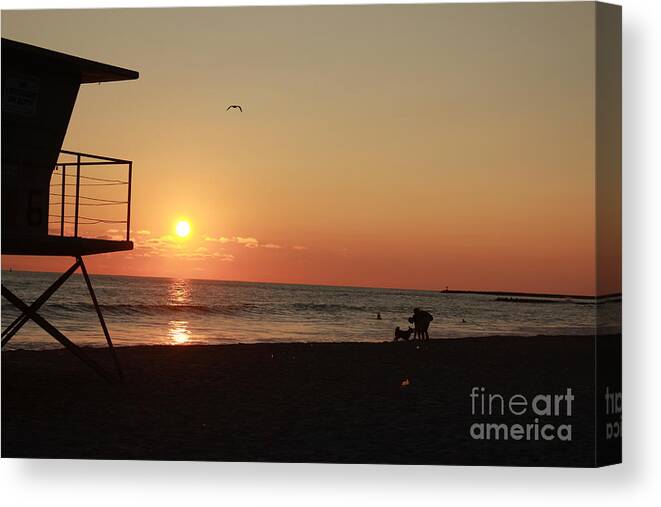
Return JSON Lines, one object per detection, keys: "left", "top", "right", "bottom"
{"left": 48, "top": 150, "right": 133, "bottom": 242}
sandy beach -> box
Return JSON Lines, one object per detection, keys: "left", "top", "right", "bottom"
{"left": 1, "top": 334, "right": 620, "bottom": 466}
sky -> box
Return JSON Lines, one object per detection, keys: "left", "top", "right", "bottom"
{"left": 1, "top": 3, "right": 613, "bottom": 294}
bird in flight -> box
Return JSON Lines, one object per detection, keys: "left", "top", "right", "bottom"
{"left": 226, "top": 105, "right": 243, "bottom": 112}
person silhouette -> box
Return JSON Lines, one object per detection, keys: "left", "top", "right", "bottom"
{"left": 409, "top": 307, "right": 433, "bottom": 340}
{"left": 376, "top": 312, "right": 382, "bottom": 320}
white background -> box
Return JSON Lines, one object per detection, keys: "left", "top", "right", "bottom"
{"left": 1, "top": 0, "right": 659, "bottom": 505}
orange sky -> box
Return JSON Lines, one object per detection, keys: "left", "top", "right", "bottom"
{"left": 1, "top": 4, "right": 617, "bottom": 294}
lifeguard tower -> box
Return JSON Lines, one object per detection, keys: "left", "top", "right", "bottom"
{"left": 1, "top": 39, "right": 139, "bottom": 381}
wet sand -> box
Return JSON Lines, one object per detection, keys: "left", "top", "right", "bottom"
{"left": 2, "top": 335, "right": 617, "bottom": 466}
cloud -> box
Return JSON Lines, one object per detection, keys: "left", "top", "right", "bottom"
{"left": 214, "top": 253, "right": 235, "bottom": 262}
{"left": 236, "top": 236, "right": 259, "bottom": 248}
{"left": 204, "top": 235, "right": 271, "bottom": 249}
{"left": 145, "top": 235, "right": 178, "bottom": 246}
{"left": 130, "top": 235, "right": 182, "bottom": 257}
{"left": 126, "top": 234, "right": 236, "bottom": 263}
{"left": 97, "top": 229, "right": 126, "bottom": 241}
{"left": 174, "top": 251, "right": 213, "bottom": 261}
{"left": 204, "top": 236, "right": 232, "bottom": 243}
{"left": 126, "top": 250, "right": 152, "bottom": 258}
{"left": 120, "top": 229, "right": 293, "bottom": 265}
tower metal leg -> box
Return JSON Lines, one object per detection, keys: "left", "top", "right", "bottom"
{"left": 1, "top": 258, "right": 123, "bottom": 382}
{"left": 1, "top": 285, "right": 114, "bottom": 382}
{"left": 2, "top": 259, "right": 81, "bottom": 347}
{"left": 78, "top": 256, "right": 124, "bottom": 381}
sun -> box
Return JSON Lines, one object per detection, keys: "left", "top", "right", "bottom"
{"left": 175, "top": 220, "right": 191, "bottom": 238}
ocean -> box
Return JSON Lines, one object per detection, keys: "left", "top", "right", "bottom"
{"left": 1, "top": 271, "right": 621, "bottom": 350}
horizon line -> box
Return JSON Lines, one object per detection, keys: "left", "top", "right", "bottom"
{"left": 0, "top": 268, "right": 617, "bottom": 298}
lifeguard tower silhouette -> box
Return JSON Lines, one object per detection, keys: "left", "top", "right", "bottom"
{"left": 1, "top": 39, "right": 139, "bottom": 381}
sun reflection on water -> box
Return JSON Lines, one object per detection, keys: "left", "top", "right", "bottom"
{"left": 167, "top": 279, "right": 193, "bottom": 345}
{"left": 168, "top": 278, "right": 192, "bottom": 305}
{"left": 168, "top": 320, "right": 192, "bottom": 345}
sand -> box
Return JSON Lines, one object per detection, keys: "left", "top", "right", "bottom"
{"left": 2, "top": 335, "right": 619, "bottom": 466}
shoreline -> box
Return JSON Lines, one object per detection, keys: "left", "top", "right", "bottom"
{"left": 2, "top": 333, "right": 615, "bottom": 352}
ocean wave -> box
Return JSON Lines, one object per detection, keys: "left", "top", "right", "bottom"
{"left": 290, "top": 302, "right": 368, "bottom": 313}
{"left": 43, "top": 302, "right": 261, "bottom": 317}
{"left": 37, "top": 300, "right": 372, "bottom": 318}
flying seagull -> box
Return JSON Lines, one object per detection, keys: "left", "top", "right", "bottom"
{"left": 226, "top": 105, "right": 243, "bottom": 112}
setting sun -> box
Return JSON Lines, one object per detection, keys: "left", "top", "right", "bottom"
{"left": 175, "top": 220, "right": 191, "bottom": 238}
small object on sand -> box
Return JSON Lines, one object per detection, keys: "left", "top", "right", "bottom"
{"left": 401, "top": 378, "right": 411, "bottom": 387}
{"left": 226, "top": 104, "right": 243, "bottom": 112}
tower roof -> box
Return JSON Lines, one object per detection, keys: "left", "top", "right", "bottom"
{"left": 2, "top": 38, "right": 139, "bottom": 83}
